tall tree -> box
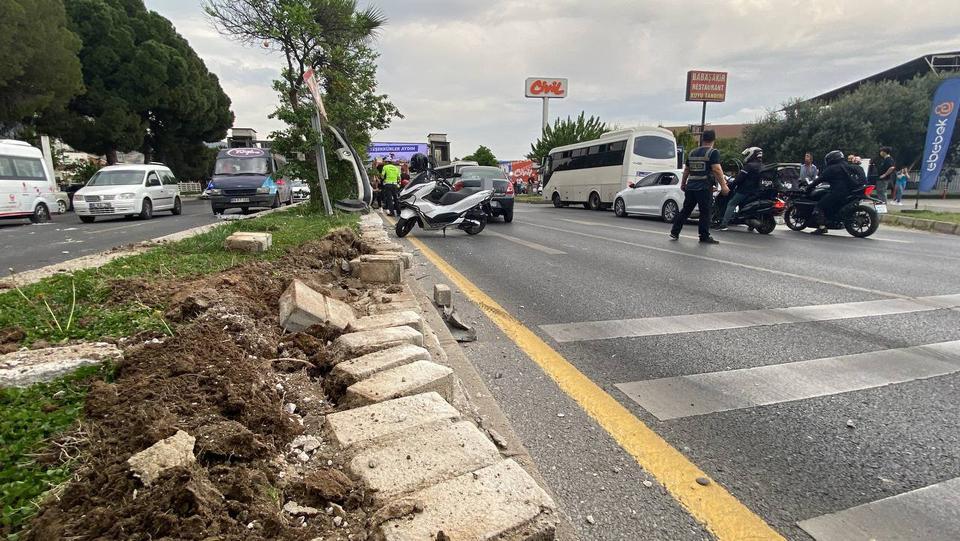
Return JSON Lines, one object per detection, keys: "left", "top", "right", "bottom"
{"left": 463, "top": 145, "right": 499, "bottom": 167}
{"left": 0, "top": 0, "right": 84, "bottom": 132}
{"left": 527, "top": 112, "right": 608, "bottom": 162}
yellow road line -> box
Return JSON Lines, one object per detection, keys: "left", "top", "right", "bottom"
{"left": 402, "top": 230, "right": 785, "bottom": 541}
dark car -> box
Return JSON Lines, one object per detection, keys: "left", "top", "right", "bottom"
{"left": 450, "top": 166, "right": 515, "bottom": 222}
{"left": 207, "top": 147, "right": 293, "bottom": 214}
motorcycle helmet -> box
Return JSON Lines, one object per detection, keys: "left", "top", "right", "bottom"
{"left": 741, "top": 147, "right": 763, "bottom": 163}
{"left": 824, "top": 150, "right": 845, "bottom": 166}
{"left": 409, "top": 153, "right": 429, "bottom": 173}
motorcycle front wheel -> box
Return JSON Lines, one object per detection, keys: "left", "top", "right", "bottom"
{"left": 395, "top": 217, "right": 415, "bottom": 238}
{"left": 756, "top": 214, "right": 776, "bottom": 234}
{"left": 844, "top": 205, "right": 879, "bottom": 238}
{"left": 784, "top": 205, "right": 807, "bottom": 231}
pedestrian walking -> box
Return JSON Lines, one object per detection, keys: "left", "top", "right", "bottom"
{"left": 876, "top": 147, "right": 895, "bottom": 203}
{"left": 894, "top": 167, "right": 909, "bottom": 204}
{"left": 799, "top": 152, "right": 818, "bottom": 184}
{"left": 381, "top": 159, "right": 401, "bottom": 216}
{"left": 670, "top": 129, "right": 730, "bottom": 244}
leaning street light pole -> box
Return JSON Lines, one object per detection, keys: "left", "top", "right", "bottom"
{"left": 526, "top": 77, "right": 568, "bottom": 132}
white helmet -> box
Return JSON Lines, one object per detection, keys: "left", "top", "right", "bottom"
{"left": 741, "top": 147, "right": 763, "bottom": 163}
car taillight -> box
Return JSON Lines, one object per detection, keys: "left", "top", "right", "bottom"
{"left": 506, "top": 182, "right": 514, "bottom": 195}
{"left": 452, "top": 181, "right": 464, "bottom": 192}
{"left": 864, "top": 185, "right": 875, "bottom": 196}
{"left": 774, "top": 198, "right": 785, "bottom": 210}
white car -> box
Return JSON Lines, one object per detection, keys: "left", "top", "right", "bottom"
{"left": 291, "top": 179, "right": 310, "bottom": 201}
{"left": 73, "top": 164, "right": 182, "bottom": 223}
{"left": 612, "top": 169, "right": 703, "bottom": 222}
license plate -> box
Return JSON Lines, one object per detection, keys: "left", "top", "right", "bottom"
{"left": 875, "top": 204, "right": 888, "bottom": 214}
{"left": 90, "top": 203, "right": 112, "bottom": 209}
{"left": 230, "top": 198, "right": 250, "bottom": 203}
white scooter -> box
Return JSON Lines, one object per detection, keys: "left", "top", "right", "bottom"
{"left": 394, "top": 172, "right": 493, "bottom": 238}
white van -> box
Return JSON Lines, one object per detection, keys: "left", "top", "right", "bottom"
{"left": 540, "top": 126, "right": 678, "bottom": 210}
{"left": 0, "top": 139, "right": 59, "bottom": 223}
{"left": 73, "top": 164, "right": 182, "bottom": 223}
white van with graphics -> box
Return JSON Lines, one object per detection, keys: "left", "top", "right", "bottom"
{"left": 0, "top": 139, "right": 59, "bottom": 223}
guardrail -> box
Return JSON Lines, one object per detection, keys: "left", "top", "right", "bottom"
{"left": 178, "top": 181, "right": 202, "bottom": 194}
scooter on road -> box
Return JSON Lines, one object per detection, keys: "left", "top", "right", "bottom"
{"left": 394, "top": 172, "right": 493, "bottom": 238}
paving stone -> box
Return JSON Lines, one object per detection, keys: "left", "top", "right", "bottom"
{"left": 343, "top": 360, "right": 455, "bottom": 406}
{"left": 1, "top": 342, "right": 122, "bottom": 388}
{"left": 433, "top": 284, "right": 452, "bottom": 307}
{"left": 223, "top": 232, "right": 272, "bottom": 253}
{"left": 398, "top": 252, "right": 414, "bottom": 269}
{"left": 279, "top": 279, "right": 355, "bottom": 332}
{"left": 325, "top": 392, "right": 460, "bottom": 448}
{"left": 350, "top": 421, "right": 501, "bottom": 503}
{"left": 351, "top": 255, "right": 404, "bottom": 284}
{"left": 333, "top": 326, "right": 423, "bottom": 357}
{"left": 347, "top": 310, "right": 423, "bottom": 334}
{"left": 330, "top": 344, "right": 431, "bottom": 389}
{"left": 377, "top": 459, "right": 557, "bottom": 540}
{"left": 370, "top": 300, "right": 423, "bottom": 315}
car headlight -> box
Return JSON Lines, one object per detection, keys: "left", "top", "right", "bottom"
{"left": 208, "top": 188, "right": 222, "bottom": 195}
{"left": 118, "top": 193, "right": 137, "bottom": 200}
{"left": 256, "top": 187, "right": 270, "bottom": 194}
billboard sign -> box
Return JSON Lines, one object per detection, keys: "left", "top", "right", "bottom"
{"left": 919, "top": 78, "right": 960, "bottom": 192}
{"left": 686, "top": 71, "right": 728, "bottom": 102}
{"left": 367, "top": 142, "right": 429, "bottom": 162}
{"left": 525, "top": 78, "right": 568, "bottom": 98}
{"left": 510, "top": 159, "right": 536, "bottom": 180}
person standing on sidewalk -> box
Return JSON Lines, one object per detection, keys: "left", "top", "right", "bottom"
{"left": 381, "top": 159, "right": 401, "bottom": 216}
{"left": 894, "top": 167, "right": 909, "bottom": 205}
{"left": 877, "top": 147, "right": 895, "bottom": 203}
{"left": 670, "top": 129, "right": 730, "bottom": 244}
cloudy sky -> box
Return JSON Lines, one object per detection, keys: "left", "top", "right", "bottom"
{"left": 145, "top": 0, "right": 960, "bottom": 160}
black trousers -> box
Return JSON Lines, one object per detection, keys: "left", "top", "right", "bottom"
{"left": 381, "top": 184, "right": 400, "bottom": 215}
{"left": 671, "top": 189, "right": 713, "bottom": 239}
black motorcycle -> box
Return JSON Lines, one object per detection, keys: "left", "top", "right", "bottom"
{"left": 782, "top": 183, "right": 883, "bottom": 238}
{"left": 711, "top": 179, "right": 786, "bottom": 234}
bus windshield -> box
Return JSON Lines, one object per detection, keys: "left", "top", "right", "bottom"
{"left": 215, "top": 157, "right": 270, "bottom": 176}
{"left": 633, "top": 136, "right": 676, "bottom": 160}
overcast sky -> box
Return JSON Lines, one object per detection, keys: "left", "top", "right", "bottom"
{"left": 145, "top": 0, "right": 960, "bottom": 160}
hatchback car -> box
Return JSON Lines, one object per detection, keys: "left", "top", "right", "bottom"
{"left": 451, "top": 166, "right": 515, "bottom": 222}
{"left": 613, "top": 169, "right": 696, "bottom": 222}
{"left": 73, "top": 164, "right": 182, "bottom": 223}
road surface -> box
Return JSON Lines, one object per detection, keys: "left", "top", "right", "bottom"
{"left": 399, "top": 203, "right": 960, "bottom": 540}
{"left": 0, "top": 200, "right": 224, "bottom": 273}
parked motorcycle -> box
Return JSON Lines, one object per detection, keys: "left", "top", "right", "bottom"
{"left": 394, "top": 172, "right": 493, "bottom": 238}
{"left": 782, "top": 182, "right": 884, "bottom": 238}
{"left": 711, "top": 179, "right": 787, "bottom": 234}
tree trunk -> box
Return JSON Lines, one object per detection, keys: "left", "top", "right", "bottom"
{"left": 106, "top": 149, "right": 118, "bottom": 165}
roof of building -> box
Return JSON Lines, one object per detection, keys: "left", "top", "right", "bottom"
{"left": 809, "top": 51, "right": 960, "bottom": 102}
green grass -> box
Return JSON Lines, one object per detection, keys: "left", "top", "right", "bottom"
{"left": 899, "top": 210, "right": 960, "bottom": 224}
{"left": 1, "top": 207, "right": 358, "bottom": 346}
{"left": 515, "top": 194, "right": 551, "bottom": 204}
{"left": 1, "top": 364, "right": 114, "bottom": 539}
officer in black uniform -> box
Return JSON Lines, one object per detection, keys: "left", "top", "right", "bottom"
{"left": 670, "top": 129, "right": 730, "bottom": 243}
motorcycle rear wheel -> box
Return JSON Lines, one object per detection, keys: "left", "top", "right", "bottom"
{"left": 395, "top": 217, "right": 415, "bottom": 237}
{"left": 844, "top": 205, "right": 879, "bottom": 238}
{"left": 463, "top": 217, "right": 486, "bottom": 235}
{"left": 756, "top": 214, "right": 776, "bottom": 234}
{"left": 784, "top": 205, "right": 807, "bottom": 231}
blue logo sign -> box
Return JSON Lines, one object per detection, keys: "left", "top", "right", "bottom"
{"left": 920, "top": 78, "right": 960, "bottom": 192}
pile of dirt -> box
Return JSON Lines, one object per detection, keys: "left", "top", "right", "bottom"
{"left": 22, "top": 227, "right": 381, "bottom": 541}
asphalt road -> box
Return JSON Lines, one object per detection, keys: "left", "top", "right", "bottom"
{"left": 400, "top": 204, "right": 960, "bottom": 540}
{"left": 0, "top": 200, "right": 228, "bottom": 273}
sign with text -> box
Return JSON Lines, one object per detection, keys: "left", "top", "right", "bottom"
{"left": 525, "top": 77, "right": 568, "bottom": 98}
{"left": 919, "top": 77, "right": 960, "bottom": 192}
{"left": 686, "top": 70, "right": 728, "bottom": 102}
{"left": 367, "top": 142, "right": 429, "bottom": 162}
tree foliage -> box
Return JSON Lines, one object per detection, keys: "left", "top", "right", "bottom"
{"left": 463, "top": 145, "right": 498, "bottom": 167}
{"left": 0, "top": 0, "right": 83, "bottom": 131}
{"left": 743, "top": 74, "right": 952, "bottom": 168}
{"left": 39, "top": 0, "right": 232, "bottom": 174}
{"left": 528, "top": 112, "right": 608, "bottom": 162}
{"left": 206, "top": 0, "right": 401, "bottom": 206}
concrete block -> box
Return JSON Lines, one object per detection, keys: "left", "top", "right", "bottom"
{"left": 223, "top": 232, "right": 272, "bottom": 253}
{"left": 343, "top": 360, "right": 455, "bottom": 406}
{"left": 351, "top": 255, "right": 404, "bottom": 284}
{"left": 350, "top": 421, "right": 501, "bottom": 503}
{"left": 369, "top": 241, "right": 403, "bottom": 252}
{"left": 333, "top": 325, "right": 423, "bottom": 357}
{"left": 433, "top": 284, "right": 452, "bottom": 307}
{"left": 331, "top": 344, "right": 431, "bottom": 388}
{"left": 933, "top": 221, "right": 958, "bottom": 234}
{"left": 348, "top": 310, "right": 423, "bottom": 334}
{"left": 377, "top": 459, "right": 556, "bottom": 541}
{"left": 398, "top": 252, "right": 414, "bottom": 269}
{"left": 128, "top": 430, "right": 196, "bottom": 486}
{"left": 370, "top": 300, "right": 422, "bottom": 315}
{"left": 325, "top": 392, "right": 459, "bottom": 448}
{"left": 279, "top": 279, "right": 355, "bottom": 332}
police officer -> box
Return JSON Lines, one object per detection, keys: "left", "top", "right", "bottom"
{"left": 670, "top": 129, "right": 730, "bottom": 243}
{"left": 381, "top": 159, "right": 401, "bottom": 216}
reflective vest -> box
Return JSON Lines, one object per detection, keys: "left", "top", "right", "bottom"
{"left": 382, "top": 164, "right": 401, "bottom": 185}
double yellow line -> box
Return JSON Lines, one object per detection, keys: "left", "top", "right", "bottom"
{"left": 402, "top": 228, "right": 784, "bottom": 541}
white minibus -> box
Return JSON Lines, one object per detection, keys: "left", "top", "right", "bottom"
{"left": 0, "top": 139, "right": 58, "bottom": 223}
{"left": 540, "top": 126, "right": 679, "bottom": 210}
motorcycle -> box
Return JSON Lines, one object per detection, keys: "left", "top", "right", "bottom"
{"left": 711, "top": 178, "right": 786, "bottom": 234}
{"left": 394, "top": 172, "right": 493, "bottom": 238}
{"left": 782, "top": 181, "right": 884, "bottom": 238}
